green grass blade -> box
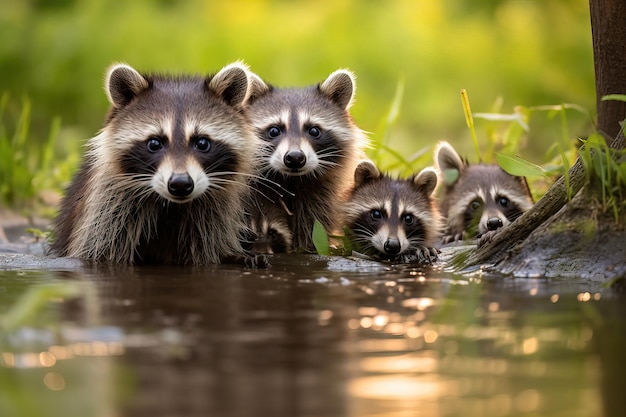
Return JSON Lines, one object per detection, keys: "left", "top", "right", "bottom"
{"left": 557, "top": 142, "right": 572, "bottom": 200}
{"left": 460, "top": 89, "right": 481, "bottom": 163}
{"left": 601, "top": 94, "right": 626, "bottom": 102}
{"left": 371, "top": 76, "right": 405, "bottom": 164}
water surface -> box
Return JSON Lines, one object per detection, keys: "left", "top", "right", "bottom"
{"left": 1, "top": 253, "right": 624, "bottom": 417}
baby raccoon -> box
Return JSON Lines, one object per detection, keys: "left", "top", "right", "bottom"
{"left": 344, "top": 161, "right": 441, "bottom": 264}
{"left": 51, "top": 62, "right": 265, "bottom": 266}
{"left": 244, "top": 69, "right": 368, "bottom": 252}
{"left": 435, "top": 141, "right": 534, "bottom": 244}
{"left": 247, "top": 197, "right": 293, "bottom": 254}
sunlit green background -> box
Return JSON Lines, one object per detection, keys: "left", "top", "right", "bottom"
{"left": 1, "top": 0, "right": 595, "bottom": 213}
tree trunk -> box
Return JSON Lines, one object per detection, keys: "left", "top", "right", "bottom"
{"left": 590, "top": 0, "right": 626, "bottom": 141}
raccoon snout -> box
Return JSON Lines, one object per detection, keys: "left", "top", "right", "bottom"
{"left": 168, "top": 173, "right": 194, "bottom": 198}
{"left": 486, "top": 217, "right": 503, "bottom": 231}
{"left": 284, "top": 150, "right": 307, "bottom": 169}
{"left": 383, "top": 238, "right": 402, "bottom": 255}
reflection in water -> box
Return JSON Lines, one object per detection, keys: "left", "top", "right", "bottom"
{"left": 0, "top": 256, "right": 621, "bottom": 417}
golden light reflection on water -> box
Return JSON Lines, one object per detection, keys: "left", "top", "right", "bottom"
{"left": 1, "top": 340, "right": 123, "bottom": 396}
{"left": 349, "top": 374, "right": 449, "bottom": 401}
{"left": 347, "top": 278, "right": 603, "bottom": 417}
{"left": 401, "top": 297, "right": 436, "bottom": 310}
{"left": 1, "top": 341, "right": 124, "bottom": 369}
{"left": 360, "top": 352, "right": 438, "bottom": 373}
{"left": 43, "top": 371, "right": 66, "bottom": 391}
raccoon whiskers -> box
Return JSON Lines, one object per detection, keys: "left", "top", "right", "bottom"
{"left": 316, "top": 147, "right": 344, "bottom": 159}
{"left": 108, "top": 173, "right": 153, "bottom": 190}
{"left": 351, "top": 233, "right": 377, "bottom": 254}
{"left": 407, "top": 236, "right": 427, "bottom": 251}
{"left": 316, "top": 158, "right": 341, "bottom": 172}
{"left": 316, "top": 148, "right": 344, "bottom": 163}
{"left": 216, "top": 171, "right": 291, "bottom": 195}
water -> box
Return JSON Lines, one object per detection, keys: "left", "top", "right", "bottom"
{"left": 1, "top": 253, "right": 625, "bottom": 417}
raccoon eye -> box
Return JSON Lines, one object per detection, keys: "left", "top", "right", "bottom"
{"left": 267, "top": 126, "right": 281, "bottom": 139}
{"left": 308, "top": 126, "right": 321, "bottom": 138}
{"left": 470, "top": 200, "right": 481, "bottom": 211}
{"left": 194, "top": 136, "right": 211, "bottom": 153}
{"left": 498, "top": 196, "right": 510, "bottom": 207}
{"left": 371, "top": 209, "right": 383, "bottom": 220}
{"left": 403, "top": 214, "right": 414, "bottom": 225}
{"left": 146, "top": 137, "right": 164, "bottom": 153}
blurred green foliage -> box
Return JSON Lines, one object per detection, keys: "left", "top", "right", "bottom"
{"left": 0, "top": 93, "right": 80, "bottom": 218}
{"left": 0, "top": 0, "right": 596, "bottom": 213}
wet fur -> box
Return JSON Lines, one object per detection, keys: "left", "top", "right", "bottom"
{"left": 245, "top": 70, "right": 368, "bottom": 252}
{"left": 51, "top": 62, "right": 262, "bottom": 265}
{"left": 344, "top": 161, "right": 442, "bottom": 264}
{"left": 435, "top": 141, "right": 534, "bottom": 243}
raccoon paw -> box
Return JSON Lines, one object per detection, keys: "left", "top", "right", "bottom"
{"left": 419, "top": 246, "right": 440, "bottom": 264}
{"left": 477, "top": 230, "right": 500, "bottom": 248}
{"left": 441, "top": 233, "right": 464, "bottom": 244}
{"left": 224, "top": 254, "right": 270, "bottom": 268}
{"left": 400, "top": 246, "right": 439, "bottom": 265}
{"left": 243, "top": 254, "right": 270, "bottom": 269}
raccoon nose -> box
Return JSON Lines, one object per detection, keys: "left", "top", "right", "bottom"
{"left": 383, "top": 238, "right": 402, "bottom": 255}
{"left": 487, "top": 217, "right": 503, "bottom": 231}
{"left": 168, "top": 173, "right": 194, "bottom": 197}
{"left": 284, "top": 150, "right": 306, "bottom": 169}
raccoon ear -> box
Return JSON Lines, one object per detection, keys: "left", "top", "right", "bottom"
{"left": 354, "top": 160, "right": 380, "bottom": 188}
{"left": 319, "top": 69, "right": 356, "bottom": 110}
{"left": 105, "top": 63, "right": 150, "bottom": 108}
{"left": 435, "top": 141, "right": 464, "bottom": 186}
{"left": 413, "top": 167, "right": 438, "bottom": 196}
{"left": 208, "top": 62, "right": 250, "bottom": 107}
{"left": 246, "top": 72, "right": 271, "bottom": 104}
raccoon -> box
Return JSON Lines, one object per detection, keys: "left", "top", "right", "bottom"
{"left": 51, "top": 62, "right": 265, "bottom": 265}
{"left": 244, "top": 69, "right": 368, "bottom": 252}
{"left": 344, "top": 161, "right": 441, "bottom": 264}
{"left": 247, "top": 197, "right": 293, "bottom": 254}
{"left": 435, "top": 141, "right": 534, "bottom": 244}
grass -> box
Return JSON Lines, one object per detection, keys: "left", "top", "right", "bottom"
{"left": 579, "top": 131, "right": 626, "bottom": 222}
{"left": 0, "top": 93, "right": 78, "bottom": 220}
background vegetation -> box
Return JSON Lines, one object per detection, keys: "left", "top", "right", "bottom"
{"left": 0, "top": 0, "right": 596, "bottom": 217}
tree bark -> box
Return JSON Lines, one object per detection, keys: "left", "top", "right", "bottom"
{"left": 590, "top": 0, "right": 626, "bottom": 140}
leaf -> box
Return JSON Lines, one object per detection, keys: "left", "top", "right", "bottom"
{"left": 442, "top": 168, "right": 459, "bottom": 185}
{"left": 601, "top": 94, "right": 626, "bottom": 103}
{"left": 312, "top": 219, "right": 330, "bottom": 256}
{"left": 495, "top": 152, "right": 546, "bottom": 177}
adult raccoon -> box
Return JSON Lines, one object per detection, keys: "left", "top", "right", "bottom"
{"left": 51, "top": 62, "right": 265, "bottom": 266}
